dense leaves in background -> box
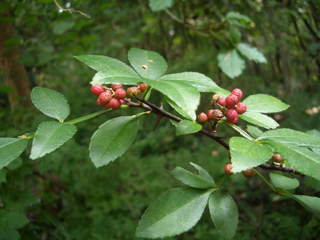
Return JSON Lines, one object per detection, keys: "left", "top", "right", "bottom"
{"left": 0, "top": 0, "right": 320, "bottom": 239}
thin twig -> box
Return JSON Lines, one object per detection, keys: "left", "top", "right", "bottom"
{"left": 54, "top": 0, "right": 90, "bottom": 18}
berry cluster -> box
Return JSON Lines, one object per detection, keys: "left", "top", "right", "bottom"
{"left": 91, "top": 83, "right": 148, "bottom": 110}
{"left": 197, "top": 88, "right": 247, "bottom": 125}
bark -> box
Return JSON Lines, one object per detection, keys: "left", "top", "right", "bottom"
{"left": 0, "top": 6, "right": 31, "bottom": 111}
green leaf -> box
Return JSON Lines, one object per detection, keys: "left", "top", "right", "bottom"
{"left": 165, "top": 97, "right": 193, "bottom": 121}
{"left": 265, "top": 142, "right": 320, "bottom": 181}
{"left": 217, "top": 49, "right": 245, "bottom": 79}
{"left": 247, "top": 125, "right": 263, "bottom": 139}
{"left": 31, "top": 87, "right": 70, "bottom": 122}
{"left": 0, "top": 169, "right": 6, "bottom": 184}
{"left": 128, "top": 48, "right": 167, "bottom": 80}
{"left": 169, "top": 162, "right": 215, "bottom": 189}
{"left": 258, "top": 128, "right": 320, "bottom": 149}
{"left": 226, "top": 11, "right": 252, "bottom": 23}
{"left": 244, "top": 94, "right": 289, "bottom": 113}
{"left": 89, "top": 116, "right": 139, "bottom": 167}
{"left": 209, "top": 191, "right": 239, "bottom": 240}
{"left": 229, "top": 137, "right": 273, "bottom": 173}
{"left": 270, "top": 173, "right": 300, "bottom": 190}
{"left": 1, "top": 227, "right": 20, "bottom": 240}
{"left": 237, "top": 43, "right": 267, "bottom": 63}
{"left": 176, "top": 120, "right": 202, "bottom": 136}
{"left": 238, "top": 112, "right": 279, "bottom": 129}
{"left": 286, "top": 193, "right": 320, "bottom": 219}
{"left": 0, "top": 210, "right": 29, "bottom": 229}
{"left": 0, "top": 138, "right": 28, "bottom": 169}
{"left": 30, "top": 121, "right": 77, "bottom": 159}
{"left": 159, "top": 72, "right": 220, "bottom": 93}
{"left": 227, "top": 26, "right": 241, "bottom": 44}
{"left": 6, "top": 157, "right": 22, "bottom": 171}
{"left": 149, "top": 0, "right": 174, "bottom": 12}
{"left": 307, "top": 130, "right": 320, "bottom": 154}
{"left": 143, "top": 78, "right": 199, "bottom": 120}
{"left": 53, "top": 21, "right": 75, "bottom": 35}
{"left": 224, "top": 120, "right": 254, "bottom": 140}
{"left": 135, "top": 188, "right": 211, "bottom": 238}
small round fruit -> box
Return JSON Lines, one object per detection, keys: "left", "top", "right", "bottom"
{"left": 207, "top": 109, "right": 223, "bottom": 121}
{"left": 109, "top": 98, "right": 121, "bottom": 110}
{"left": 91, "top": 84, "right": 104, "bottom": 96}
{"left": 111, "top": 84, "right": 123, "bottom": 91}
{"left": 226, "top": 104, "right": 235, "bottom": 109}
{"left": 97, "top": 98, "right": 105, "bottom": 107}
{"left": 119, "top": 99, "right": 125, "bottom": 105}
{"left": 242, "top": 169, "right": 256, "bottom": 178}
{"left": 228, "top": 116, "right": 239, "bottom": 124}
{"left": 232, "top": 88, "right": 243, "bottom": 100}
{"left": 226, "top": 94, "right": 239, "bottom": 106}
{"left": 273, "top": 153, "right": 283, "bottom": 163}
{"left": 236, "top": 102, "right": 247, "bottom": 114}
{"left": 98, "top": 91, "right": 112, "bottom": 106}
{"left": 211, "top": 94, "right": 220, "bottom": 107}
{"left": 198, "top": 112, "right": 208, "bottom": 124}
{"left": 218, "top": 97, "right": 226, "bottom": 106}
{"left": 224, "top": 164, "right": 233, "bottom": 175}
{"left": 139, "top": 83, "right": 148, "bottom": 92}
{"left": 226, "top": 109, "right": 238, "bottom": 121}
{"left": 126, "top": 87, "right": 141, "bottom": 98}
{"left": 114, "top": 88, "right": 127, "bottom": 99}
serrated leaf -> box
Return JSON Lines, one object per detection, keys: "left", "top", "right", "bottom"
{"left": 266, "top": 142, "right": 320, "bottom": 181}
{"left": 176, "top": 120, "right": 202, "bottom": 136}
{"left": 165, "top": 97, "right": 193, "bottom": 121}
{"left": 229, "top": 137, "right": 273, "bottom": 173}
{"left": 149, "top": 0, "right": 174, "bottom": 12}
{"left": 237, "top": 43, "right": 267, "bottom": 63}
{"left": 159, "top": 72, "right": 220, "bottom": 93}
{"left": 258, "top": 128, "right": 320, "bottom": 149}
{"left": 247, "top": 125, "right": 263, "bottom": 139}
{"left": 217, "top": 49, "right": 245, "bottom": 79}
{"left": 169, "top": 162, "right": 215, "bottom": 189}
{"left": 244, "top": 94, "right": 289, "bottom": 113}
{"left": 91, "top": 70, "right": 141, "bottom": 86}
{"left": 128, "top": 48, "right": 167, "bottom": 80}
{"left": 0, "top": 210, "right": 29, "bottom": 229}
{"left": 209, "top": 191, "right": 238, "bottom": 240}
{"left": 226, "top": 11, "right": 252, "bottom": 23}
{"left": 30, "top": 121, "right": 77, "bottom": 159}
{"left": 270, "top": 173, "right": 300, "bottom": 190}
{"left": 89, "top": 116, "right": 139, "bottom": 167}
{"left": 0, "top": 138, "right": 28, "bottom": 169}
{"left": 286, "top": 193, "right": 320, "bottom": 219}
{"left": 238, "top": 112, "right": 279, "bottom": 129}
{"left": 31, "top": 87, "right": 70, "bottom": 121}
{"left": 143, "top": 78, "right": 199, "bottom": 120}
{"left": 135, "top": 188, "right": 211, "bottom": 238}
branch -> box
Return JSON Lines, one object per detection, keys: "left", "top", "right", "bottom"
{"left": 127, "top": 96, "right": 302, "bottom": 176}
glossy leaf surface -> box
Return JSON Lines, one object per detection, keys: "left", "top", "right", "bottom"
{"left": 0, "top": 138, "right": 28, "bottom": 169}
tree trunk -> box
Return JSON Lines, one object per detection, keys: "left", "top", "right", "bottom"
{"left": 0, "top": 6, "right": 31, "bottom": 111}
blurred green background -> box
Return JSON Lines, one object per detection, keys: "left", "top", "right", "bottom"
{"left": 0, "top": 0, "right": 320, "bottom": 239}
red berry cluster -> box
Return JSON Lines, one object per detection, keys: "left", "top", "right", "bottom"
{"left": 219, "top": 88, "right": 247, "bottom": 124}
{"left": 91, "top": 83, "right": 148, "bottom": 110}
{"left": 197, "top": 88, "right": 247, "bottom": 125}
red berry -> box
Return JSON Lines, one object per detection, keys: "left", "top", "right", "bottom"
{"left": 106, "top": 101, "right": 111, "bottom": 109}
{"left": 226, "top": 94, "right": 239, "bottom": 106}
{"left": 109, "top": 98, "right": 121, "bottom": 110}
{"left": 207, "top": 109, "right": 223, "bottom": 121}
{"left": 98, "top": 91, "right": 112, "bottom": 106}
{"left": 91, "top": 84, "right": 104, "bottom": 96}
{"left": 242, "top": 169, "right": 256, "bottom": 178}
{"left": 218, "top": 97, "right": 226, "bottom": 106}
{"left": 226, "top": 105, "right": 235, "bottom": 109}
{"left": 226, "top": 109, "right": 238, "bottom": 120}
{"left": 126, "top": 87, "right": 141, "bottom": 98}
{"left": 224, "top": 164, "right": 233, "bottom": 175}
{"left": 139, "top": 83, "right": 148, "bottom": 92}
{"left": 198, "top": 112, "right": 208, "bottom": 124}
{"left": 236, "top": 102, "right": 247, "bottom": 114}
{"left": 120, "top": 99, "right": 125, "bottom": 105}
{"left": 228, "top": 116, "right": 239, "bottom": 124}
{"left": 111, "top": 84, "right": 123, "bottom": 91}
{"left": 273, "top": 153, "right": 283, "bottom": 163}
{"left": 97, "top": 98, "right": 105, "bottom": 107}
{"left": 114, "top": 88, "right": 127, "bottom": 99}
{"left": 232, "top": 88, "right": 243, "bottom": 100}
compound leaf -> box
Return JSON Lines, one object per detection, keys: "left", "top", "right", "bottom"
{"left": 0, "top": 138, "right": 28, "bottom": 169}
{"left": 89, "top": 116, "right": 139, "bottom": 167}
{"left": 31, "top": 87, "right": 70, "bottom": 122}
{"left": 136, "top": 188, "right": 211, "bottom": 238}
{"left": 30, "top": 121, "right": 77, "bottom": 159}
{"left": 209, "top": 191, "right": 239, "bottom": 240}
